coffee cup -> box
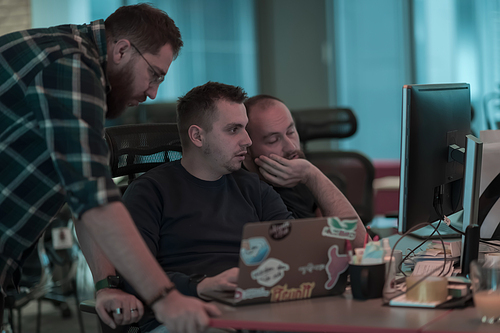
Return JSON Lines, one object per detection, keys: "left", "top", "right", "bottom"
{"left": 484, "top": 253, "right": 500, "bottom": 267}
{"left": 349, "top": 263, "right": 386, "bottom": 300}
{"left": 392, "top": 249, "right": 403, "bottom": 273}
{"left": 470, "top": 259, "right": 500, "bottom": 324}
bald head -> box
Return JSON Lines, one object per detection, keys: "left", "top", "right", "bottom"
{"left": 243, "top": 95, "right": 303, "bottom": 175}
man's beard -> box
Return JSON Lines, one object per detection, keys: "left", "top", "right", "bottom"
{"left": 203, "top": 143, "right": 242, "bottom": 174}
{"left": 285, "top": 149, "right": 306, "bottom": 160}
{"left": 106, "top": 62, "right": 135, "bottom": 119}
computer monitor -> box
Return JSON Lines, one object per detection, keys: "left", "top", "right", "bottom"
{"left": 398, "top": 83, "right": 479, "bottom": 238}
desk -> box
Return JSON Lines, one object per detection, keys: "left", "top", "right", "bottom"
{"left": 209, "top": 291, "right": 452, "bottom": 333}
{"left": 421, "top": 307, "right": 499, "bottom": 333}
{"left": 209, "top": 234, "right": 496, "bottom": 333}
{"left": 209, "top": 290, "right": 500, "bottom": 333}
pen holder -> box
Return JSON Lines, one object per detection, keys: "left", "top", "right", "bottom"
{"left": 349, "top": 263, "right": 386, "bottom": 300}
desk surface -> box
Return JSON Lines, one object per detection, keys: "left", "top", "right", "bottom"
{"left": 209, "top": 291, "right": 452, "bottom": 333}
{"left": 209, "top": 291, "right": 500, "bottom": 333}
{"left": 209, "top": 234, "right": 497, "bottom": 333}
{"left": 421, "top": 306, "right": 499, "bottom": 333}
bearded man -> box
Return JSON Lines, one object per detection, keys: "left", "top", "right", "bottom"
{"left": 0, "top": 4, "right": 218, "bottom": 332}
{"left": 243, "top": 95, "right": 368, "bottom": 249}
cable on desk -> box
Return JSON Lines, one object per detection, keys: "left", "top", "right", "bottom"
{"left": 382, "top": 222, "right": 447, "bottom": 305}
{"left": 429, "top": 198, "right": 500, "bottom": 249}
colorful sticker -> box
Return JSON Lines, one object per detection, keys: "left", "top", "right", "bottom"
{"left": 268, "top": 221, "right": 291, "bottom": 240}
{"left": 270, "top": 282, "right": 315, "bottom": 302}
{"left": 251, "top": 258, "right": 290, "bottom": 287}
{"left": 234, "top": 287, "right": 270, "bottom": 302}
{"left": 240, "top": 237, "right": 270, "bottom": 266}
{"left": 321, "top": 217, "right": 358, "bottom": 240}
{"left": 324, "top": 244, "right": 349, "bottom": 290}
{"left": 298, "top": 263, "right": 326, "bottom": 275}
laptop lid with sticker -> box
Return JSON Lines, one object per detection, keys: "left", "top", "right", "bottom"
{"left": 211, "top": 216, "right": 357, "bottom": 306}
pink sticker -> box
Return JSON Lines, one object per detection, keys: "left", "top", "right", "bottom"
{"left": 324, "top": 245, "right": 349, "bottom": 290}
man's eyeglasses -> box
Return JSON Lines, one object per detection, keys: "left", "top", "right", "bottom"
{"left": 130, "top": 43, "right": 165, "bottom": 85}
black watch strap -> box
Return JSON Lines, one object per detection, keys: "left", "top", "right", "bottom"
{"left": 95, "top": 275, "right": 122, "bottom": 291}
{"left": 189, "top": 274, "right": 207, "bottom": 284}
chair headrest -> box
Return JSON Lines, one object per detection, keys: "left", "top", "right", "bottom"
{"left": 291, "top": 108, "right": 357, "bottom": 142}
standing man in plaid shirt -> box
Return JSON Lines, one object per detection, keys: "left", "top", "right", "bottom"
{"left": 0, "top": 3, "right": 219, "bottom": 332}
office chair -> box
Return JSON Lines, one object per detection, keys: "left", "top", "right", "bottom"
{"left": 79, "top": 123, "right": 183, "bottom": 333}
{"left": 292, "top": 108, "right": 375, "bottom": 225}
{"left": 4, "top": 234, "right": 55, "bottom": 333}
{"left": 42, "top": 215, "right": 86, "bottom": 332}
{"left": 105, "top": 123, "right": 183, "bottom": 193}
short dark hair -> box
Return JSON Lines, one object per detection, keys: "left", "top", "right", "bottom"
{"left": 177, "top": 82, "right": 248, "bottom": 147}
{"left": 244, "top": 94, "right": 285, "bottom": 118}
{"left": 105, "top": 3, "right": 183, "bottom": 58}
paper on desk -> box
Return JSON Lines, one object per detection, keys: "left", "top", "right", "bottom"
{"left": 428, "top": 240, "right": 461, "bottom": 257}
{"left": 411, "top": 252, "right": 460, "bottom": 262}
{"left": 412, "top": 260, "right": 454, "bottom": 277}
{"left": 479, "top": 240, "right": 500, "bottom": 253}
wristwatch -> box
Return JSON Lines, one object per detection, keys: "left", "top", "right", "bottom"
{"left": 189, "top": 274, "right": 207, "bottom": 285}
{"left": 95, "top": 275, "right": 122, "bottom": 292}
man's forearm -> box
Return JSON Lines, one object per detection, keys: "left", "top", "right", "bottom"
{"left": 79, "top": 201, "right": 173, "bottom": 303}
{"left": 304, "top": 166, "right": 368, "bottom": 249}
{"left": 75, "top": 218, "right": 116, "bottom": 284}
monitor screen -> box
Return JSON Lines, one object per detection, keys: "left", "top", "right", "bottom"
{"left": 398, "top": 83, "right": 472, "bottom": 234}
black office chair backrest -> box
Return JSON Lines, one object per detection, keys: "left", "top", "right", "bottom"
{"left": 305, "top": 151, "right": 375, "bottom": 224}
{"left": 292, "top": 108, "right": 357, "bottom": 143}
{"left": 105, "top": 123, "right": 182, "bottom": 183}
{"left": 291, "top": 107, "right": 375, "bottom": 225}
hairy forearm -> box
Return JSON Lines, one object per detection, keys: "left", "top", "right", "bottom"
{"left": 304, "top": 166, "right": 369, "bottom": 249}
{"left": 75, "top": 220, "right": 116, "bottom": 283}
{"left": 78, "top": 201, "right": 172, "bottom": 302}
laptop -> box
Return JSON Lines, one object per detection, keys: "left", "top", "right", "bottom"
{"left": 201, "top": 216, "right": 358, "bottom": 306}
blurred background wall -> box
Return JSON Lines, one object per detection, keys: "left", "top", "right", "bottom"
{"left": 7, "top": 0, "right": 500, "bottom": 162}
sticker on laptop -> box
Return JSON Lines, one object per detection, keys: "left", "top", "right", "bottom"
{"left": 298, "top": 263, "right": 325, "bottom": 275}
{"left": 268, "top": 221, "right": 291, "bottom": 240}
{"left": 270, "top": 282, "right": 315, "bottom": 302}
{"left": 234, "top": 287, "right": 270, "bottom": 302}
{"left": 251, "top": 258, "right": 290, "bottom": 287}
{"left": 321, "top": 217, "right": 358, "bottom": 240}
{"left": 240, "top": 237, "right": 270, "bottom": 266}
{"left": 324, "top": 244, "right": 349, "bottom": 290}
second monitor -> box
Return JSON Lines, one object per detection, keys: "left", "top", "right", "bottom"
{"left": 398, "top": 83, "right": 481, "bottom": 239}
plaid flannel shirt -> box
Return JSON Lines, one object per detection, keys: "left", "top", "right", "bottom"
{"left": 0, "top": 20, "right": 121, "bottom": 288}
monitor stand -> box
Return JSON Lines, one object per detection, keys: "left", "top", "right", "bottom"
{"left": 409, "top": 135, "right": 483, "bottom": 275}
{"left": 410, "top": 210, "right": 463, "bottom": 239}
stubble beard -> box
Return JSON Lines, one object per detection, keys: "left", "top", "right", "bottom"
{"left": 285, "top": 149, "right": 306, "bottom": 160}
{"left": 203, "top": 143, "right": 242, "bottom": 175}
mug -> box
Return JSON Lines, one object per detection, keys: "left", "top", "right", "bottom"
{"left": 349, "top": 263, "right": 386, "bottom": 300}
{"left": 393, "top": 249, "right": 403, "bottom": 273}
{"left": 470, "top": 259, "right": 500, "bottom": 324}
{"left": 484, "top": 253, "right": 500, "bottom": 267}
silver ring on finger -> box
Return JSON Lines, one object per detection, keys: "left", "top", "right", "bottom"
{"left": 130, "top": 308, "right": 138, "bottom": 313}
{"left": 114, "top": 308, "right": 122, "bottom": 315}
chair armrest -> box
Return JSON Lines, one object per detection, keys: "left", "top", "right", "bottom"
{"left": 79, "top": 299, "right": 97, "bottom": 314}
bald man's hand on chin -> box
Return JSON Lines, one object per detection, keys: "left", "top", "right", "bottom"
{"left": 255, "top": 154, "right": 316, "bottom": 188}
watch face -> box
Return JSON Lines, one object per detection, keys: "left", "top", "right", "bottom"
{"left": 108, "top": 275, "right": 121, "bottom": 288}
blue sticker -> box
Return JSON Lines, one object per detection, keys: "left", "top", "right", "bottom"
{"left": 240, "top": 237, "right": 270, "bottom": 266}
